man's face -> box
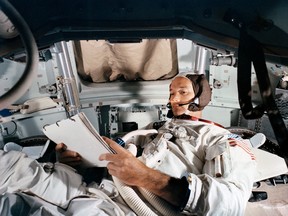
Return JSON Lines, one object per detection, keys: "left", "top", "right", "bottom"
{"left": 169, "top": 76, "right": 195, "bottom": 116}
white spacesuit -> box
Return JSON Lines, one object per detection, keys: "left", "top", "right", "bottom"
{"left": 0, "top": 116, "right": 259, "bottom": 216}
{"left": 137, "top": 117, "right": 257, "bottom": 216}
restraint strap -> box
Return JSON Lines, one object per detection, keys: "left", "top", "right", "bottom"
{"left": 237, "top": 29, "right": 288, "bottom": 160}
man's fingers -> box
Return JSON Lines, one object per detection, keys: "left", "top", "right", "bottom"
{"left": 99, "top": 152, "right": 116, "bottom": 161}
{"left": 55, "top": 143, "right": 67, "bottom": 152}
{"left": 102, "top": 137, "right": 125, "bottom": 153}
{"left": 60, "top": 150, "right": 80, "bottom": 158}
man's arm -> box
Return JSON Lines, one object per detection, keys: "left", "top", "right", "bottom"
{"left": 99, "top": 137, "right": 189, "bottom": 208}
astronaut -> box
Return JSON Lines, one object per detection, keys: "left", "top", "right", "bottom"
{"left": 59, "top": 74, "right": 257, "bottom": 215}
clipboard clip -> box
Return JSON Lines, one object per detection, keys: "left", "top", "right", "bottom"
{"left": 43, "top": 124, "right": 49, "bottom": 131}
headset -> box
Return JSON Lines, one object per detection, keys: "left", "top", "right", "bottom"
{"left": 166, "top": 97, "right": 200, "bottom": 118}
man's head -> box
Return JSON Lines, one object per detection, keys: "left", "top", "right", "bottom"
{"left": 168, "top": 74, "right": 211, "bottom": 117}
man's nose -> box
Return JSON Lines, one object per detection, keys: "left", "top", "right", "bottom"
{"left": 170, "top": 94, "right": 180, "bottom": 102}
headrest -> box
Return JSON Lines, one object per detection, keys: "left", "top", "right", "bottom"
{"left": 185, "top": 74, "right": 212, "bottom": 111}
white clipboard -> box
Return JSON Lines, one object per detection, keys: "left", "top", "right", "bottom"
{"left": 43, "top": 112, "right": 115, "bottom": 167}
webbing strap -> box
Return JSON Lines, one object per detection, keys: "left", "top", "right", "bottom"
{"left": 237, "top": 29, "right": 288, "bottom": 159}
{"left": 237, "top": 30, "right": 266, "bottom": 119}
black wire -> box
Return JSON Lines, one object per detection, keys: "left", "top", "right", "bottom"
{"left": 0, "top": 0, "right": 38, "bottom": 109}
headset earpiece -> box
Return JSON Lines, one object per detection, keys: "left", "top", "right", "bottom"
{"left": 187, "top": 102, "right": 198, "bottom": 111}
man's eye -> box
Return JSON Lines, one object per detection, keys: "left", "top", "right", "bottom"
{"left": 180, "top": 91, "right": 188, "bottom": 95}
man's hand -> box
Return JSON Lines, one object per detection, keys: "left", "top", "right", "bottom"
{"left": 55, "top": 143, "right": 82, "bottom": 167}
{"left": 99, "top": 137, "right": 187, "bottom": 207}
{"left": 99, "top": 137, "right": 150, "bottom": 187}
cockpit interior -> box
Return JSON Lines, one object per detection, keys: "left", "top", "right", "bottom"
{"left": 0, "top": 0, "right": 288, "bottom": 215}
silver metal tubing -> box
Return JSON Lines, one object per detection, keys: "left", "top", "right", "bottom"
{"left": 54, "top": 41, "right": 80, "bottom": 116}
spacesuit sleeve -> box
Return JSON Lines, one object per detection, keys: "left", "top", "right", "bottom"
{"left": 183, "top": 135, "right": 257, "bottom": 215}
